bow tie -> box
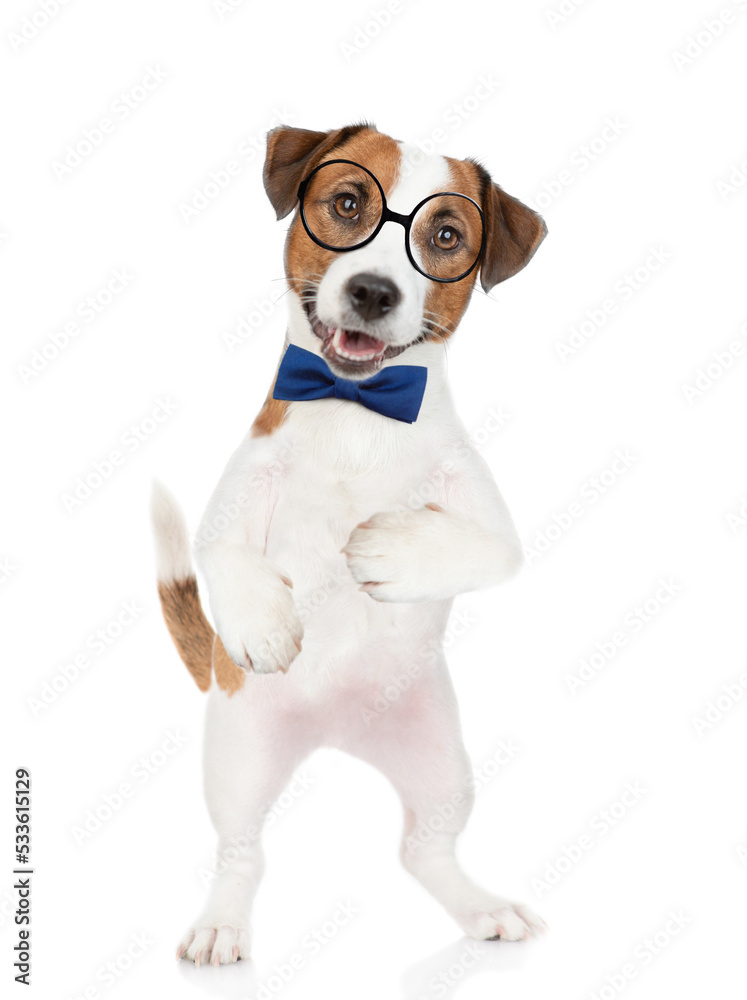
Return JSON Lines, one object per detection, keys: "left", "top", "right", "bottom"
{"left": 272, "top": 344, "right": 427, "bottom": 424}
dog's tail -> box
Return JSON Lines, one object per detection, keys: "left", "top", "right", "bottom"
{"left": 151, "top": 481, "right": 214, "bottom": 692}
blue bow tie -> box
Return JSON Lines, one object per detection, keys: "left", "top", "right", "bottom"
{"left": 272, "top": 344, "right": 427, "bottom": 424}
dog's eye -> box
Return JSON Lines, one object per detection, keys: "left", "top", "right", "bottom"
{"left": 333, "top": 194, "right": 359, "bottom": 220}
{"left": 433, "top": 226, "right": 459, "bottom": 251}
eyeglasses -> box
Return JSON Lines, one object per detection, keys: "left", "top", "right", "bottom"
{"left": 297, "top": 159, "right": 485, "bottom": 283}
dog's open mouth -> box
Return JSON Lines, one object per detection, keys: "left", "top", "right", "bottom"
{"left": 325, "top": 326, "right": 387, "bottom": 364}
{"left": 305, "top": 303, "right": 412, "bottom": 371}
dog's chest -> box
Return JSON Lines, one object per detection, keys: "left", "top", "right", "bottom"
{"left": 263, "top": 402, "right": 440, "bottom": 573}
{"left": 260, "top": 414, "right": 445, "bottom": 662}
{"left": 266, "top": 466, "right": 447, "bottom": 677}
{"left": 266, "top": 450, "right": 431, "bottom": 575}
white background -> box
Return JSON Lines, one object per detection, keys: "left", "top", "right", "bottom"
{"left": 3, "top": 0, "right": 746, "bottom": 997}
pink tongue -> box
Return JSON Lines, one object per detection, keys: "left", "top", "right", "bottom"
{"left": 340, "top": 329, "right": 386, "bottom": 355}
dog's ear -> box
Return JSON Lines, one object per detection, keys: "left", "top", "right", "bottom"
{"left": 479, "top": 179, "right": 547, "bottom": 293}
{"left": 263, "top": 126, "right": 345, "bottom": 220}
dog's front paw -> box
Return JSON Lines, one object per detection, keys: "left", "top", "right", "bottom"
{"left": 177, "top": 924, "right": 251, "bottom": 965}
{"left": 210, "top": 559, "right": 303, "bottom": 674}
{"left": 343, "top": 505, "right": 451, "bottom": 602}
{"left": 457, "top": 899, "right": 547, "bottom": 942}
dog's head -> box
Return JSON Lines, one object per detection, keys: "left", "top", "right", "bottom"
{"left": 264, "top": 123, "right": 546, "bottom": 379}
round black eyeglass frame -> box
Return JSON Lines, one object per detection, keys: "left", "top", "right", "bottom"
{"left": 296, "top": 159, "right": 486, "bottom": 284}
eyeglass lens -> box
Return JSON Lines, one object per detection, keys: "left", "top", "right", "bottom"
{"left": 301, "top": 162, "right": 483, "bottom": 281}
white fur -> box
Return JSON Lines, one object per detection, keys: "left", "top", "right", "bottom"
{"left": 151, "top": 480, "right": 193, "bottom": 583}
{"left": 175, "top": 149, "right": 544, "bottom": 963}
{"left": 314, "top": 147, "right": 449, "bottom": 350}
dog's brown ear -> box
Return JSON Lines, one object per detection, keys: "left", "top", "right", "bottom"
{"left": 479, "top": 178, "right": 547, "bottom": 293}
{"left": 263, "top": 126, "right": 349, "bottom": 220}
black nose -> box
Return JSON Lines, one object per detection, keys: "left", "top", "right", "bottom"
{"left": 346, "top": 273, "right": 401, "bottom": 322}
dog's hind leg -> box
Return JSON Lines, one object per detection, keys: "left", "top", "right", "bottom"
{"left": 177, "top": 687, "right": 313, "bottom": 966}
{"left": 344, "top": 662, "right": 546, "bottom": 942}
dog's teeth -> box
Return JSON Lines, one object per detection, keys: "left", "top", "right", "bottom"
{"left": 337, "top": 348, "right": 377, "bottom": 361}
{"left": 326, "top": 326, "right": 383, "bottom": 363}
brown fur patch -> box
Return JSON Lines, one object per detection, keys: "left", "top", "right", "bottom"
{"left": 257, "top": 126, "right": 405, "bottom": 436}
{"left": 264, "top": 124, "right": 374, "bottom": 220}
{"left": 213, "top": 635, "right": 246, "bottom": 695}
{"left": 252, "top": 372, "right": 289, "bottom": 437}
{"left": 446, "top": 156, "right": 484, "bottom": 203}
{"left": 265, "top": 127, "right": 544, "bottom": 361}
{"left": 259, "top": 126, "right": 405, "bottom": 432}
{"left": 284, "top": 127, "right": 402, "bottom": 301}
{"left": 468, "top": 160, "right": 547, "bottom": 292}
{"left": 157, "top": 577, "right": 213, "bottom": 692}
{"left": 419, "top": 157, "right": 484, "bottom": 343}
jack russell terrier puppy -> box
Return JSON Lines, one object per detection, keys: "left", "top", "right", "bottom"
{"left": 152, "top": 122, "right": 547, "bottom": 966}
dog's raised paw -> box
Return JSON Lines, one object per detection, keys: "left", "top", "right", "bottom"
{"left": 458, "top": 901, "right": 547, "bottom": 942}
{"left": 177, "top": 924, "right": 251, "bottom": 965}
{"left": 343, "top": 507, "right": 445, "bottom": 602}
{"left": 209, "top": 559, "right": 304, "bottom": 674}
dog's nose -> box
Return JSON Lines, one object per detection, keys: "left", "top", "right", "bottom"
{"left": 346, "top": 273, "right": 401, "bottom": 322}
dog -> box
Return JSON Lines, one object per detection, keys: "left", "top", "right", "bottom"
{"left": 152, "top": 122, "right": 547, "bottom": 966}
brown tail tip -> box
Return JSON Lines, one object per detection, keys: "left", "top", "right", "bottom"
{"left": 157, "top": 577, "right": 214, "bottom": 692}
